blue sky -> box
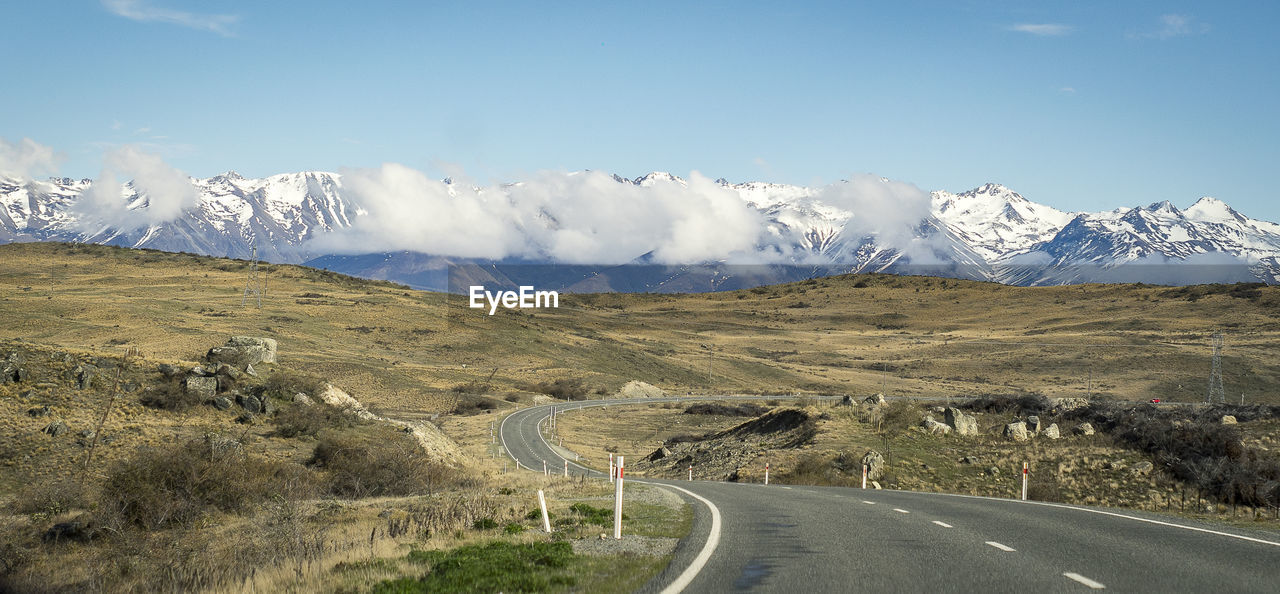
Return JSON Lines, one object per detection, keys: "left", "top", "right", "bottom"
{"left": 3, "top": 1, "right": 1277, "bottom": 218}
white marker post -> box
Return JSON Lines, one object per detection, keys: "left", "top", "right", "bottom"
{"left": 1021, "top": 462, "right": 1029, "bottom": 501}
{"left": 613, "top": 456, "right": 625, "bottom": 540}
{"left": 543, "top": 460, "right": 548, "bottom": 476}
{"left": 862, "top": 464, "right": 868, "bottom": 489}
{"left": 689, "top": 465, "right": 693, "bottom": 481}
{"left": 609, "top": 453, "right": 615, "bottom": 484}
{"left": 765, "top": 462, "right": 770, "bottom": 485}
{"left": 564, "top": 459, "right": 568, "bottom": 477}
{"left": 537, "top": 489, "right": 552, "bottom": 533}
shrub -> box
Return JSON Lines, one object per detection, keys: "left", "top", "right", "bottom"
{"left": 453, "top": 394, "right": 501, "bottom": 416}
{"left": 309, "top": 428, "right": 451, "bottom": 498}
{"left": 138, "top": 376, "right": 203, "bottom": 412}
{"left": 683, "top": 403, "right": 769, "bottom": 417}
{"left": 273, "top": 402, "right": 358, "bottom": 438}
{"left": 99, "top": 435, "right": 318, "bottom": 530}
{"left": 452, "top": 382, "right": 489, "bottom": 394}
{"left": 260, "top": 369, "right": 324, "bottom": 401}
{"left": 523, "top": 378, "right": 589, "bottom": 401}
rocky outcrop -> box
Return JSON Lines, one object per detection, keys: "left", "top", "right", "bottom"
{"left": 1042, "top": 423, "right": 1061, "bottom": 439}
{"left": 206, "top": 336, "right": 277, "bottom": 366}
{"left": 618, "top": 380, "right": 664, "bottom": 399}
{"left": 923, "top": 417, "right": 952, "bottom": 435}
{"left": 185, "top": 376, "right": 217, "bottom": 399}
{"left": 944, "top": 407, "right": 978, "bottom": 436}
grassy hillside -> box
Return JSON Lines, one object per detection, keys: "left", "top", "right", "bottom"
{"left": 2, "top": 242, "right": 1278, "bottom": 412}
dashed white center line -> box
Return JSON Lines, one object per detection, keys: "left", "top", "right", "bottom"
{"left": 932, "top": 520, "right": 953, "bottom": 528}
{"left": 985, "top": 541, "right": 1016, "bottom": 552}
{"left": 1063, "top": 572, "right": 1106, "bottom": 589}
{"left": 862, "top": 501, "right": 876, "bottom": 505}
{"left": 893, "top": 508, "right": 910, "bottom": 514}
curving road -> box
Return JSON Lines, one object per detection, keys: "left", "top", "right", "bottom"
{"left": 500, "top": 398, "right": 1280, "bottom": 593}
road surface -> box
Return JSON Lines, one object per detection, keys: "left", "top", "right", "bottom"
{"left": 499, "top": 397, "right": 1280, "bottom": 592}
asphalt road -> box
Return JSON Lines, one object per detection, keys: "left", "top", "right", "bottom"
{"left": 499, "top": 397, "right": 1280, "bottom": 593}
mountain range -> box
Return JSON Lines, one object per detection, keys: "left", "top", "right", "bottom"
{"left": 2, "top": 170, "right": 1276, "bottom": 291}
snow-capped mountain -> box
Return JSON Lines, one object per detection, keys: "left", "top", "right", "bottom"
{"left": 2, "top": 169, "right": 1277, "bottom": 288}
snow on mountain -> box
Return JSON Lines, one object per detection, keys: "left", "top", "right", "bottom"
{"left": 2, "top": 169, "right": 1278, "bottom": 286}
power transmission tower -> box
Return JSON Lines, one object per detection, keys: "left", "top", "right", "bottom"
{"left": 241, "top": 244, "right": 264, "bottom": 308}
{"left": 1206, "top": 332, "right": 1225, "bottom": 404}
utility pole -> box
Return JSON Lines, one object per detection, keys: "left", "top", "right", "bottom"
{"left": 1207, "top": 332, "right": 1225, "bottom": 404}
{"left": 241, "top": 244, "right": 264, "bottom": 308}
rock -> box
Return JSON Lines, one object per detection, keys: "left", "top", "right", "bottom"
{"left": 185, "top": 376, "right": 217, "bottom": 399}
{"left": 42, "top": 421, "right": 68, "bottom": 437}
{"left": 647, "top": 447, "right": 672, "bottom": 462}
{"left": 1221, "top": 415, "right": 1238, "bottom": 425}
{"left": 1042, "top": 423, "right": 1061, "bottom": 440}
{"left": 1003, "top": 421, "right": 1030, "bottom": 441}
{"left": 215, "top": 363, "right": 242, "bottom": 380}
{"left": 318, "top": 383, "right": 376, "bottom": 420}
{"left": 157, "top": 363, "right": 180, "bottom": 377}
{"left": 960, "top": 455, "right": 980, "bottom": 465}
{"left": 244, "top": 363, "right": 258, "bottom": 377}
{"left": 870, "top": 481, "right": 882, "bottom": 490}
{"left": 27, "top": 405, "right": 50, "bottom": 417}
{"left": 1074, "top": 422, "right": 1095, "bottom": 436}
{"left": 292, "top": 392, "right": 313, "bottom": 405}
{"left": 236, "top": 393, "right": 268, "bottom": 415}
{"left": 235, "top": 413, "right": 254, "bottom": 425}
{"left": 986, "top": 466, "right": 1001, "bottom": 476}
{"left": 72, "top": 365, "right": 94, "bottom": 390}
{"left": 923, "top": 418, "right": 952, "bottom": 435}
{"left": 863, "top": 393, "right": 886, "bottom": 406}
{"left": 1051, "top": 397, "right": 1090, "bottom": 413}
{"left": 944, "top": 407, "right": 978, "bottom": 436}
{"left": 0, "top": 363, "right": 16, "bottom": 384}
{"left": 1027, "top": 415, "right": 1041, "bottom": 434}
{"left": 839, "top": 395, "right": 854, "bottom": 406}
{"left": 207, "top": 336, "right": 277, "bottom": 366}
{"left": 209, "top": 396, "right": 233, "bottom": 411}
{"left": 1132, "top": 461, "right": 1154, "bottom": 476}
{"left": 862, "top": 450, "right": 886, "bottom": 481}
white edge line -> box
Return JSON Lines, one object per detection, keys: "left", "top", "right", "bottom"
{"left": 654, "top": 483, "right": 722, "bottom": 594}
{"left": 862, "top": 500, "right": 876, "bottom": 505}
{"left": 918, "top": 490, "right": 1280, "bottom": 548}
{"left": 1063, "top": 572, "right": 1106, "bottom": 589}
{"left": 985, "top": 541, "right": 1016, "bottom": 552}
{"left": 893, "top": 508, "right": 910, "bottom": 514}
{"left": 932, "top": 520, "right": 953, "bottom": 528}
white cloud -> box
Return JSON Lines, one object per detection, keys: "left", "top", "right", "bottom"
{"left": 0, "top": 137, "right": 61, "bottom": 179}
{"left": 1059, "top": 86, "right": 1077, "bottom": 94}
{"left": 102, "top": 0, "right": 239, "bottom": 36}
{"left": 73, "top": 146, "right": 198, "bottom": 232}
{"left": 308, "top": 167, "right": 768, "bottom": 265}
{"left": 1008, "top": 23, "right": 1073, "bottom": 36}
{"left": 1132, "top": 14, "right": 1208, "bottom": 40}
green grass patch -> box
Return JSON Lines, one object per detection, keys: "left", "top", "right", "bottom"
{"left": 378, "top": 541, "right": 576, "bottom": 593}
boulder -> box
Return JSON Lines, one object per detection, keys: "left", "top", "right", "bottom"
{"left": 72, "top": 365, "right": 95, "bottom": 390}
{"left": 1221, "top": 415, "right": 1238, "bottom": 425}
{"left": 215, "top": 363, "right": 242, "bottom": 380}
{"left": 236, "top": 393, "right": 271, "bottom": 415}
{"left": 27, "top": 405, "right": 50, "bottom": 417}
{"left": 42, "top": 421, "right": 68, "bottom": 437}
{"left": 959, "top": 456, "right": 980, "bottom": 465}
{"left": 207, "top": 336, "right": 277, "bottom": 366}
{"left": 923, "top": 418, "right": 952, "bottom": 435}
{"left": 1027, "top": 415, "right": 1041, "bottom": 434}
{"left": 1003, "top": 421, "right": 1030, "bottom": 441}
{"left": 1042, "top": 423, "right": 1061, "bottom": 440}
{"left": 185, "top": 376, "right": 217, "bottom": 400}
{"left": 244, "top": 363, "right": 258, "bottom": 377}
{"left": 157, "top": 363, "right": 181, "bottom": 377}
{"left": 1074, "top": 422, "right": 1096, "bottom": 436}
{"left": 209, "top": 396, "right": 233, "bottom": 411}
{"left": 944, "top": 407, "right": 978, "bottom": 436}
{"left": 1131, "top": 461, "right": 1155, "bottom": 476}
{"left": 862, "top": 450, "right": 886, "bottom": 481}
{"left": 1051, "top": 397, "right": 1090, "bottom": 413}
{"left": 839, "top": 394, "right": 854, "bottom": 406}
{"left": 292, "top": 392, "right": 314, "bottom": 405}
{"left": 647, "top": 447, "right": 672, "bottom": 462}
{"left": 863, "top": 393, "right": 887, "bottom": 406}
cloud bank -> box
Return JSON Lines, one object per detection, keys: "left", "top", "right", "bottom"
{"left": 73, "top": 146, "right": 198, "bottom": 232}
{"left": 309, "top": 166, "right": 937, "bottom": 266}
{"left": 0, "top": 137, "right": 61, "bottom": 179}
